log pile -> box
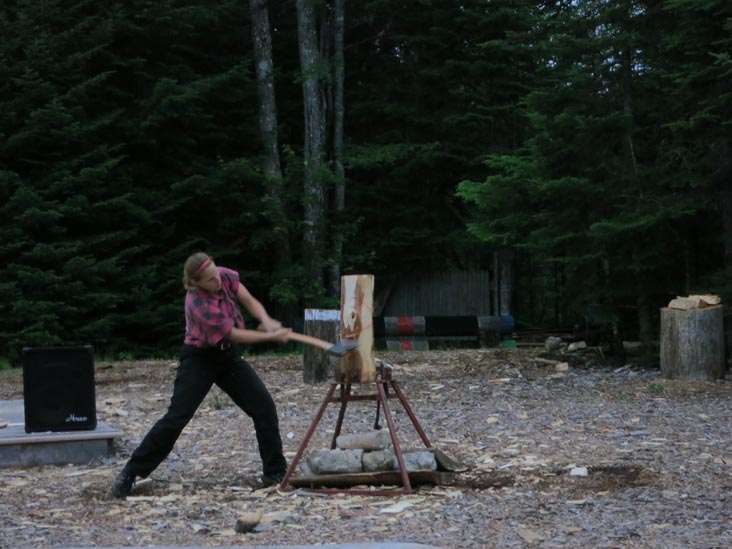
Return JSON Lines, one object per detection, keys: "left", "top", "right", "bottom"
{"left": 666, "top": 294, "right": 721, "bottom": 310}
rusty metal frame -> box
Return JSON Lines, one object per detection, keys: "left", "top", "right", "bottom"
{"left": 278, "top": 370, "right": 432, "bottom": 496}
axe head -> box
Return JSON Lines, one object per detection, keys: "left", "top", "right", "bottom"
{"left": 327, "top": 339, "right": 359, "bottom": 357}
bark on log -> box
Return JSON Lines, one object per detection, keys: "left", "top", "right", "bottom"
{"left": 338, "top": 274, "right": 376, "bottom": 382}
{"left": 303, "top": 309, "right": 341, "bottom": 384}
{"left": 660, "top": 305, "right": 725, "bottom": 380}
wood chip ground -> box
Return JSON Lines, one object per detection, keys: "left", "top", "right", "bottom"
{"left": 1, "top": 348, "right": 731, "bottom": 548}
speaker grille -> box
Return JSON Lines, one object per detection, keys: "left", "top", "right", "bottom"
{"left": 22, "top": 345, "right": 97, "bottom": 433}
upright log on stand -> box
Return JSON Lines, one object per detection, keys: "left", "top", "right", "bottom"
{"left": 660, "top": 304, "right": 725, "bottom": 380}
{"left": 303, "top": 309, "right": 341, "bottom": 384}
{"left": 338, "top": 274, "right": 376, "bottom": 382}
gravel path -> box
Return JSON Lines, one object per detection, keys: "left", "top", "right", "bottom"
{"left": 1, "top": 348, "right": 731, "bottom": 548}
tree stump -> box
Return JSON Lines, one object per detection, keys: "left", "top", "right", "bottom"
{"left": 660, "top": 305, "right": 725, "bottom": 380}
{"left": 303, "top": 309, "right": 341, "bottom": 384}
{"left": 338, "top": 274, "right": 376, "bottom": 382}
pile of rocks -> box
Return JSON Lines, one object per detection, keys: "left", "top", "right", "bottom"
{"left": 301, "top": 430, "right": 437, "bottom": 476}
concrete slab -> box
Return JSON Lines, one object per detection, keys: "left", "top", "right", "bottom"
{"left": 67, "top": 541, "right": 448, "bottom": 549}
{"left": 0, "top": 400, "right": 121, "bottom": 467}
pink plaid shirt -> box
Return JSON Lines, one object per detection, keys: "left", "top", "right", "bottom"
{"left": 183, "top": 267, "right": 246, "bottom": 347}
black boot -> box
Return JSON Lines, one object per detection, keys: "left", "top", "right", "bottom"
{"left": 111, "top": 467, "right": 136, "bottom": 499}
{"left": 260, "top": 471, "right": 285, "bottom": 487}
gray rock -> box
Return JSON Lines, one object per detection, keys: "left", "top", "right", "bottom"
{"left": 401, "top": 451, "right": 437, "bottom": 471}
{"left": 336, "top": 430, "right": 392, "bottom": 451}
{"left": 299, "top": 459, "right": 316, "bottom": 477}
{"left": 362, "top": 449, "right": 396, "bottom": 472}
{"left": 305, "top": 449, "right": 364, "bottom": 474}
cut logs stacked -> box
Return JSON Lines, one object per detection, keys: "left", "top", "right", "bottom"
{"left": 666, "top": 294, "right": 721, "bottom": 310}
{"left": 660, "top": 294, "right": 725, "bottom": 381}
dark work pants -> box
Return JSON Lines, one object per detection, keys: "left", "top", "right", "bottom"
{"left": 124, "top": 344, "right": 286, "bottom": 479}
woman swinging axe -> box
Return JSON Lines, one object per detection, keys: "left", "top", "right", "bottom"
{"left": 112, "top": 252, "right": 291, "bottom": 498}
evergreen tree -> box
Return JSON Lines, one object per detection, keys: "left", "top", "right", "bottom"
{"left": 0, "top": 0, "right": 283, "bottom": 359}
{"left": 458, "top": 0, "right": 703, "bottom": 343}
{"left": 0, "top": 0, "right": 146, "bottom": 360}
{"left": 343, "top": 0, "right": 536, "bottom": 279}
{"left": 654, "top": 0, "right": 732, "bottom": 293}
{"left": 2, "top": 0, "right": 729, "bottom": 362}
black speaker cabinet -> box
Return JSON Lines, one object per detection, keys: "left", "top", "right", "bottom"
{"left": 22, "top": 345, "right": 97, "bottom": 433}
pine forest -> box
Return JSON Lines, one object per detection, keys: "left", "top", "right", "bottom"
{"left": 1, "top": 0, "right": 731, "bottom": 363}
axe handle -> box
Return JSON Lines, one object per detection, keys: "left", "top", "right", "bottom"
{"left": 286, "top": 331, "right": 334, "bottom": 351}
{"left": 256, "top": 324, "right": 337, "bottom": 351}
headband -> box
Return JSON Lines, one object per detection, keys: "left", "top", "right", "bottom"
{"left": 195, "top": 258, "right": 212, "bottom": 274}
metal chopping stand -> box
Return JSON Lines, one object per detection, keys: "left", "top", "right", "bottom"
{"left": 278, "top": 362, "right": 433, "bottom": 496}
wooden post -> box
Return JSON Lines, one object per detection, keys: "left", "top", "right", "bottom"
{"left": 660, "top": 305, "right": 725, "bottom": 380}
{"left": 338, "top": 274, "right": 376, "bottom": 382}
{"left": 303, "top": 309, "right": 341, "bottom": 384}
{"left": 478, "top": 316, "right": 502, "bottom": 347}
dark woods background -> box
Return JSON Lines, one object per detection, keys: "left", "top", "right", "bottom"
{"left": 1, "top": 0, "right": 730, "bottom": 362}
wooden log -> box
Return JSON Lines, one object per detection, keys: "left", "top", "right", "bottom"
{"left": 668, "top": 294, "right": 721, "bottom": 310}
{"left": 668, "top": 297, "right": 706, "bottom": 310}
{"left": 532, "top": 357, "right": 562, "bottom": 366}
{"left": 303, "top": 309, "right": 341, "bottom": 384}
{"left": 338, "top": 274, "right": 376, "bottom": 382}
{"left": 660, "top": 305, "right": 725, "bottom": 380}
{"left": 287, "top": 469, "right": 445, "bottom": 489}
{"left": 688, "top": 294, "right": 721, "bottom": 305}
{"left": 478, "top": 315, "right": 503, "bottom": 346}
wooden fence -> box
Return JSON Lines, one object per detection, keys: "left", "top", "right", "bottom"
{"left": 377, "top": 271, "right": 492, "bottom": 316}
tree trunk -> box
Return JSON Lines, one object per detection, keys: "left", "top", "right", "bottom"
{"left": 249, "top": 0, "right": 293, "bottom": 319}
{"left": 491, "top": 252, "right": 499, "bottom": 315}
{"left": 660, "top": 306, "right": 725, "bottom": 380}
{"left": 621, "top": 35, "right": 652, "bottom": 351}
{"left": 602, "top": 256, "right": 625, "bottom": 359}
{"left": 328, "top": 0, "right": 346, "bottom": 299}
{"left": 636, "top": 291, "right": 653, "bottom": 352}
{"left": 621, "top": 42, "right": 639, "bottom": 179}
{"left": 715, "top": 139, "right": 732, "bottom": 267}
{"left": 498, "top": 249, "right": 513, "bottom": 316}
{"left": 249, "top": 0, "right": 283, "bottom": 183}
{"left": 296, "top": 0, "right": 327, "bottom": 289}
{"left": 634, "top": 247, "right": 653, "bottom": 350}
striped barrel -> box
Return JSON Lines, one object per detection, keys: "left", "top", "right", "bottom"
{"left": 385, "top": 338, "right": 430, "bottom": 351}
{"left": 374, "top": 316, "right": 514, "bottom": 337}
{"left": 383, "top": 315, "right": 426, "bottom": 336}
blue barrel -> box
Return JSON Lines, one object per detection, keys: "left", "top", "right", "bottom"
{"left": 500, "top": 315, "right": 514, "bottom": 335}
